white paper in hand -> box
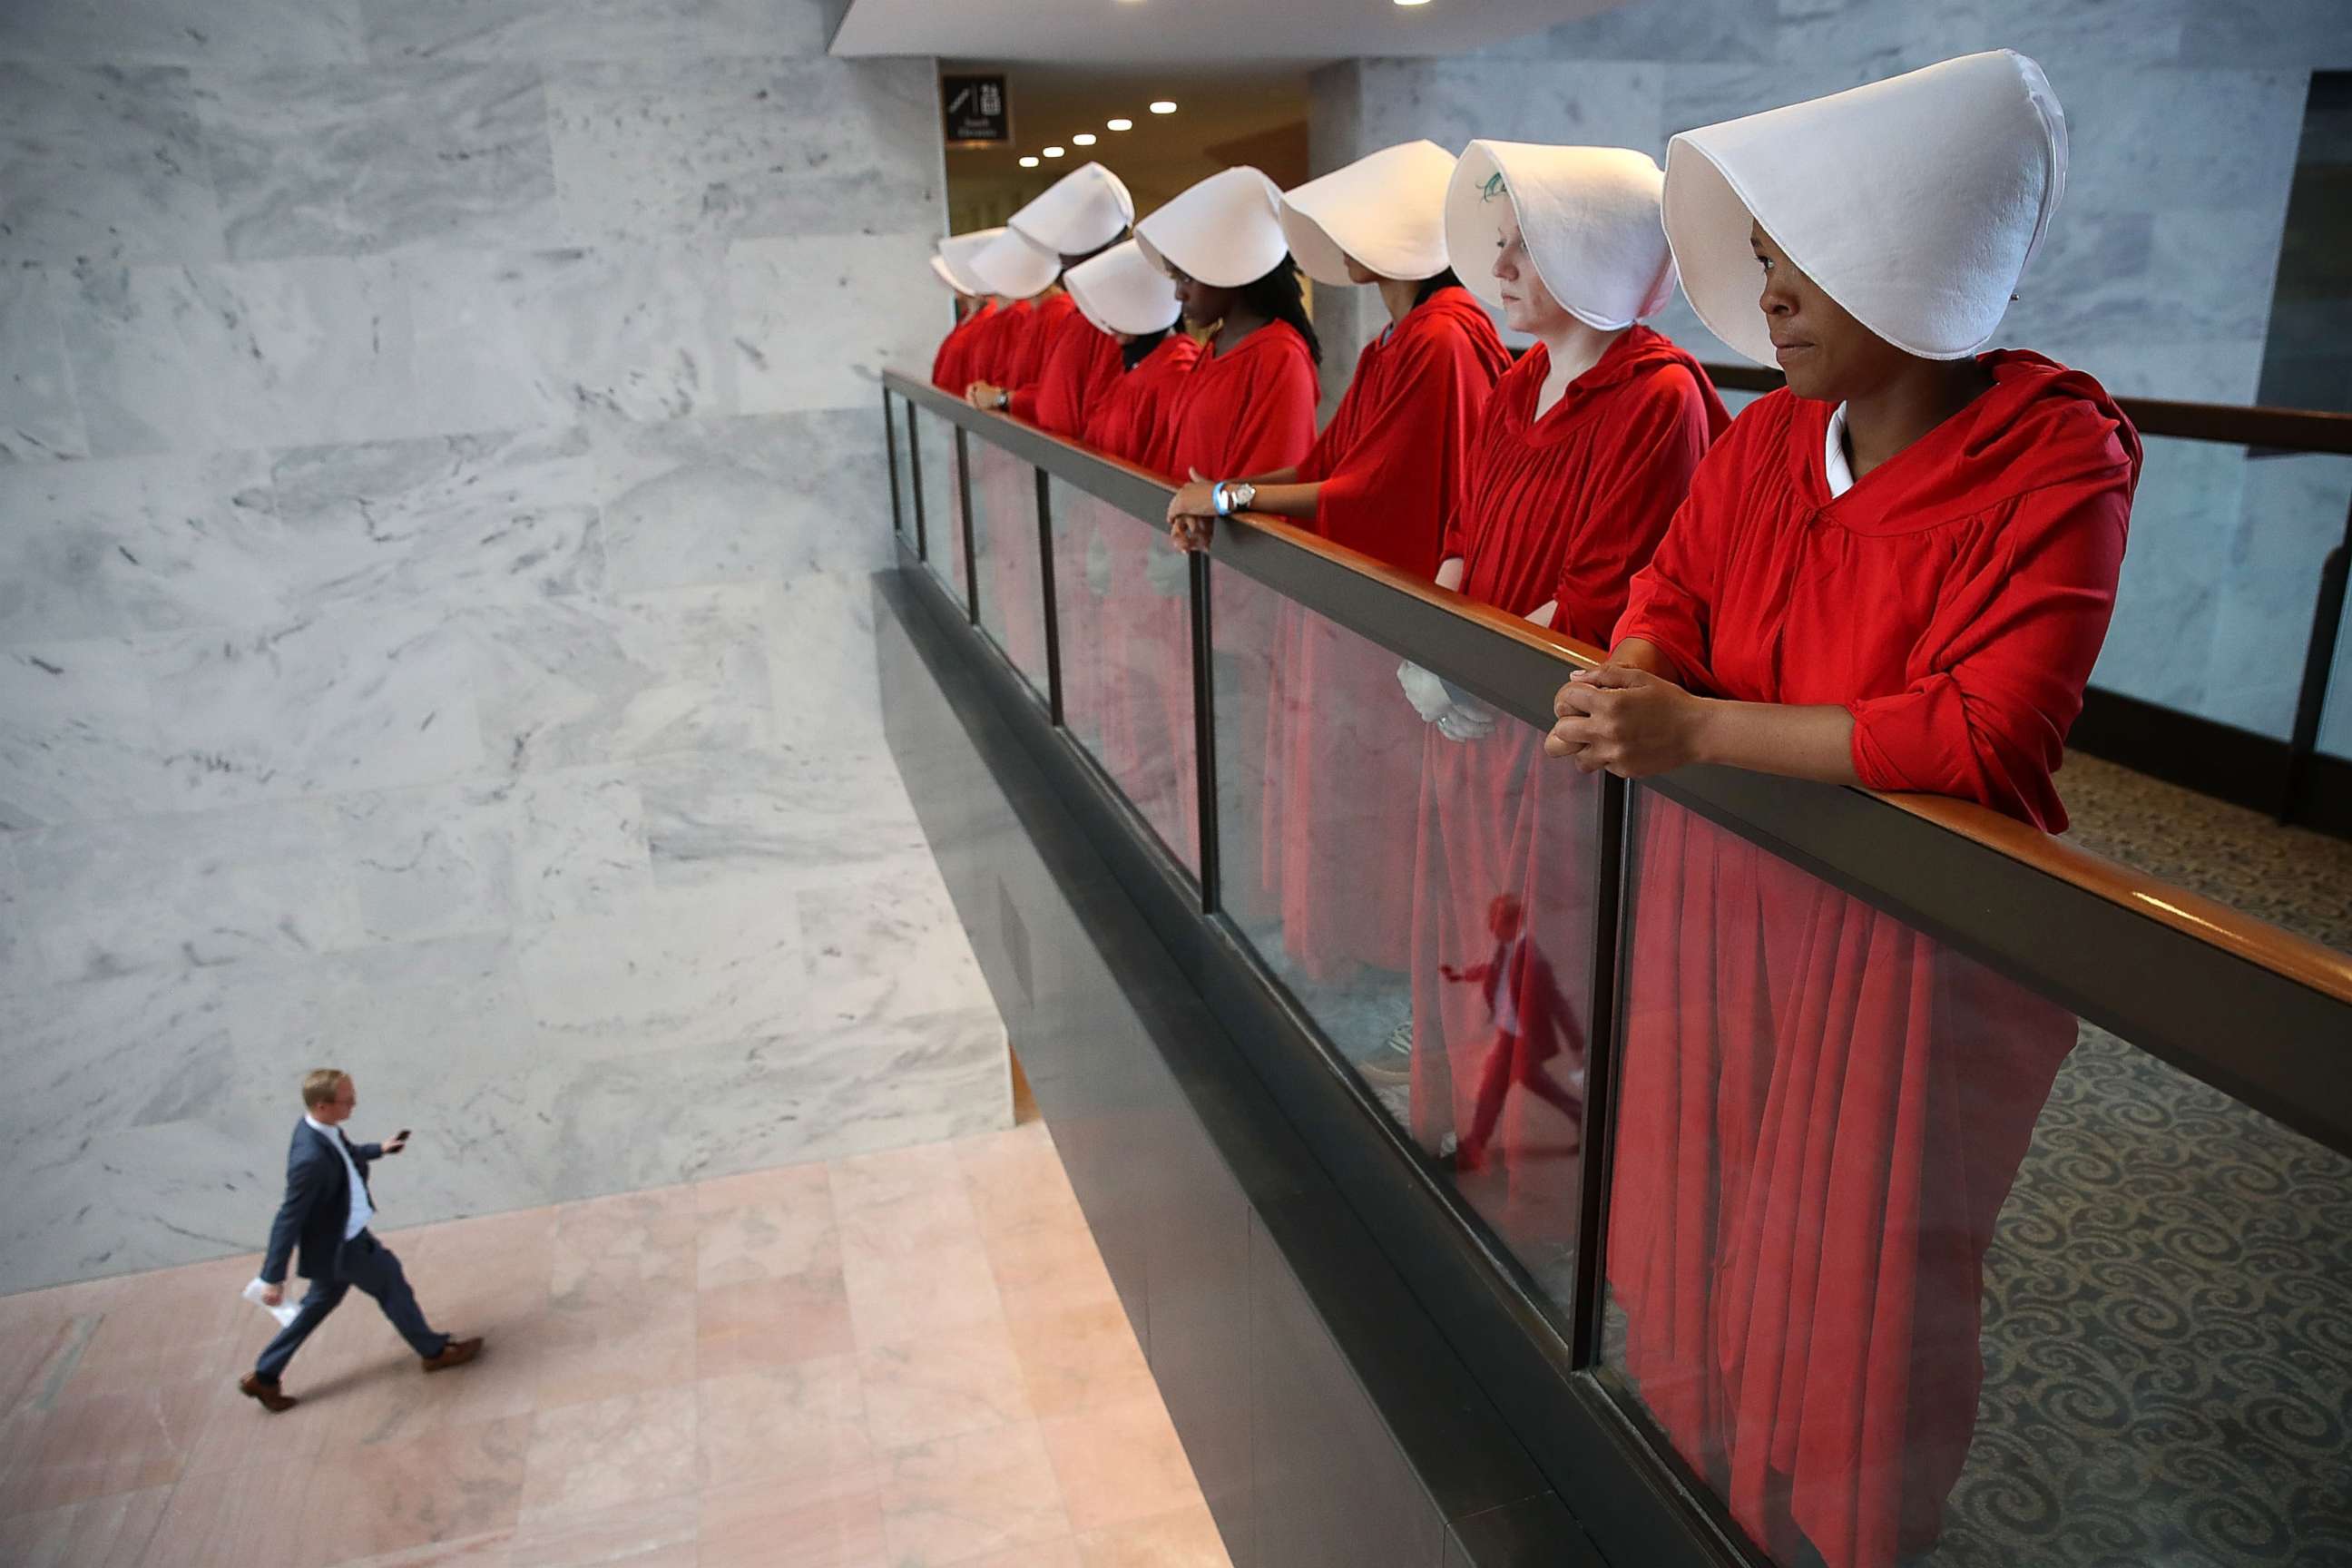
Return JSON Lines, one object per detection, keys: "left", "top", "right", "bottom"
{"left": 243, "top": 1276, "right": 301, "bottom": 1329}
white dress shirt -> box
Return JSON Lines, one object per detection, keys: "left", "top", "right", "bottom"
{"left": 1824, "top": 402, "right": 1856, "bottom": 498}
{"left": 304, "top": 1113, "right": 375, "bottom": 1240}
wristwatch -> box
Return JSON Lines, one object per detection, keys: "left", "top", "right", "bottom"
{"left": 994, "top": 389, "right": 1010, "bottom": 411}
{"left": 1213, "top": 481, "right": 1257, "bottom": 517}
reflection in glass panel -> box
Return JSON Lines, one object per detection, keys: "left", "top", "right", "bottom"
{"left": 1602, "top": 787, "right": 2352, "bottom": 1568}
{"left": 1211, "top": 562, "right": 1597, "bottom": 1279}
{"left": 1051, "top": 476, "right": 1198, "bottom": 873}
{"left": 969, "top": 442, "right": 1046, "bottom": 699}
{"left": 914, "top": 407, "right": 962, "bottom": 603}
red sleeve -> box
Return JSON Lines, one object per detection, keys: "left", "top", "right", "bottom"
{"left": 1308, "top": 326, "right": 1497, "bottom": 575}
{"left": 1846, "top": 475, "right": 2129, "bottom": 829}
{"left": 1550, "top": 366, "right": 1714, "bottom": 645}
{"left": 1007, "top": 315, "right": 1070, "bottom": 425}
{"left": 931, "top": 319, "right": 961, "bottom": 390}
{"left": 1611, "top": 416, "right": 1759, "bottom": 689}
{"left": 1296, "top": 338, "right": 1379, "bottom": 487}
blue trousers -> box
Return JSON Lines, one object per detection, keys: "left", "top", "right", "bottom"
{"left": 254, "top": 1230, "right": 447, "bottom": 1381}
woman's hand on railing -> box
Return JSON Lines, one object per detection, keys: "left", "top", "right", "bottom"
{"left": 1547, "top": 666, "right": 1704, "bottom": 776}
{"left": 965, "top": 380, "right": 1007, "bottom": 412}
{"left": 1167, "top": 469, "right": 1219, "bottom": 554}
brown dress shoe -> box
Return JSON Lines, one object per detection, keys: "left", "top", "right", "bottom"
{"left": 239, "top": 1372, "right": 299, "bottom": 1413}
{"left": 420, "top": 1335, "right": 483, "bottom": 1372}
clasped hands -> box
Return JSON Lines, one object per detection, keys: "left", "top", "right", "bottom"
{"left": 1544, "top": 666, "right": 1702, "bottom": 777}
{"left": 1165, "top": 468, "right": 1220, "bottom": 553}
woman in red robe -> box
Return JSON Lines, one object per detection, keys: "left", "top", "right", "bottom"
{"left": 1057, "top": 240, "right": 1202, "bottom": 857}
{"left": 1546, "top": 53, "right": 2137, "bottom": 1568}
{"left": 928, "top": 230, "right": 999, "bottom": 393}
{"left": 1400, "top": 142, "right": 1726, "bottom": 1249}
{"left": 1132, "top": 167, "right": 1323, "bottom": 869}
{"left": 967, "top": 164, "right": 1137, "bottom": 442}
{"left": 1167, "top": 142, "right": 1511, "bottom": 986}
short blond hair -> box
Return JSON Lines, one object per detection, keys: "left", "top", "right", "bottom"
{"left": 301, "top": 1069, "right": 350, "bottom": 1109}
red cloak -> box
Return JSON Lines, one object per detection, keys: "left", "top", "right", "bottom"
{"left": 1265, "top": 288, "right": 1511, "bottom": 982}
{"left": 1407, "top": 328, "right": 1727, "bottom": 1245}
{"left": 1012, "top": 304, "right": 1126, "bottom": 439}
{"left": 1152, "top": 321, "right": 1319, "bottom": 871}
{"left": 1605, "top": 352, "right": 2139, "bottom": 1568}
{"left": 931, "top": 299, "right": 995, "bottom": 393}
{"left": 1075, "top": 334, "right": 1209, "bottom": 866}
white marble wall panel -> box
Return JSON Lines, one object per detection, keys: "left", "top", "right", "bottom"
{"left": 142, "top": 606, "right": 485, "bottom": 812}
{"left": 2183, "top": 0, "right": 2352, "bottom": 69}
{"left": 638, "top": 745, "right": 929, "bottom": 895}
{"left": 2089, "top": 439, "right": 2247, "bottom": 712}
{"left": 362, "top": 0, "right": 828, "bottom": 65}
{"left": 0, "top": 64, "right": 228, "bottom": 266}
{"left": 267, "top": 426, "right": 606, "bottom": 613}
{"left": 547, "top": 57, "right": 936, "bottom": 244}
{"left": 0, "top": 452, "right": 282, "bottom": 642}
{"left": 0, "top": 833, "right": 32, "bottom": 990}
{"left": 468, "top": 583, "right": 773, "bottom": 771}
{"left": 765, "top": 570, "right": 891, "bottom": 746}
{"left": 0, "top": 0, "right": 365, "bottom": 67}
{"left": 402, "top": 243, "right": 738, "bottom": 432}
{"left": 1357, "top": 59, "right": 1665, "bottom": 157}
{"left": 518, "top": 1006, "right": 1006, "bottom": 1200}
{"left": 2205, "top": 454, "right": 2352, "bottom": 740}
{"left": 729, "top": 232, "right": 948, "bottom": 415}
{"left": 1505, "top": 0, "right": 1776, "bottom": 61}
{"left": 595, "top": 409, "right": 889, "bottom": 594}
{"left": 194, "top": 64, "right": 557, "bottom": 260}
{"left": 799, "top": 860, "right": 995, "bottom": 1032}
{"left": 11, "top": 799, "right": 362, "bottom": 983}
{"left": 0, "top": 263, "right": 84, "bottom": 461}
{"left": 57, "top": 256, "right": 418, "bottom": 457}
{"left": 508, "top": 767, "right": 654, "bottom": 925}
{"left": 514, "top": 879, "right": 806, "bottom": 1058}
{"left": 0, "top": 639, "right": 173, "bottom": 829}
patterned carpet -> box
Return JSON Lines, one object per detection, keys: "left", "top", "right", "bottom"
{"left": 1248, "top": 754, "right": 2352, "bottom": 1567}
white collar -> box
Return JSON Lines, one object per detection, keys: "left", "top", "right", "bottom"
{"left": 1824, "top": 402, "right": 1856, "bottom": 498}
{"left": 304, "top": 1113, "right": 340, "bottom": 1140}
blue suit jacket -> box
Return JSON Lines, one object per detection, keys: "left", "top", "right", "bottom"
{"left": 260, "top": 1121, "right": 381, "bottom": 1285}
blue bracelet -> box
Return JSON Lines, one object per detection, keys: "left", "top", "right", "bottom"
{"left": 1211, "top": 481, "right": 1231, "bottom": 517}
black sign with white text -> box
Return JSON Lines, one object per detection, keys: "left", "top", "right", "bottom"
{"left": 942, "top": 74, "right": 1011, "bottom": 144}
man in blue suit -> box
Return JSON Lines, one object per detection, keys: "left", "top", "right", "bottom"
{"left": 238, "top": 1069, "right": 483, "bottom": 1412}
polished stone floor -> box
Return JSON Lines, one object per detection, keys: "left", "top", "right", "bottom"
{"left": 0, "top": 1121, "right": 1231, "bottom": 1568}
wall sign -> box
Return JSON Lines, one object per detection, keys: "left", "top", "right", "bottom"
{"left": 943, "top": 74, "right": 1011, "bottom": 146}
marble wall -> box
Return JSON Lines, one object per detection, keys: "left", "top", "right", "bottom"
{"left": 0, "top": 0, "right": 1008, "bottom": 1297}
{"left": 1308, "top": 0, "right": 2352, "bottom": 749}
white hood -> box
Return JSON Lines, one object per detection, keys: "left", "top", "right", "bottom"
{"left": 934, "top": 227, "right": 1002, "bottom": 296}
{"left": 970, "top": 226, "right": 1063, "bottom": 299}
{"left": 1663, "top": 49, "right": 2068, "bottom": 365}
{"left": 1008, "top": 161, "right": 1136, "bottom": 256}
{"left": 1064, "top": 240, "right": 1183, "bottom": 337}
{"left": 1280, "top": 140, "right": 1457, "bottom": 287}
{"left": 1134, "top": 167, "right": 1291, "bottom": 289}
{"left": 1443, "top": 141, "right": 1675, "bottom": 330}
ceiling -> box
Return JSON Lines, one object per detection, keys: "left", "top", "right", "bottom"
{"left": 832, "top": 0, "right": 1611, "bottom": 65}
{"left": 941, "top": 61, "right": 1312, "bottom": 230}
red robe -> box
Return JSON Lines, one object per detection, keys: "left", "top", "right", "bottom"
{"left": 1012, "top": 303, "right": 1125, "bottom": 439}
{"left": 1408, "top": 328, "right": 1727, "bottom": 1245}
{"left": 1266, "top": 288, "right": 1510, "bottom": 981}
{"left": 1157, "top": 320, "right": 1319, "bottom": 873}
{"left": 931, "top": 299, "right": 995, "bottom": 392}
{"left": 979, "top": 295, "right": 1085, "bottom": 684}
{"left": 1075, "top": 333, "right": 1209, "bottom": 867}
{"left": 1606, "top": 352, "right": 2138, "bottom": 1568}
{"left": 964, "top": 297, "right": 1033, "bottom": 388}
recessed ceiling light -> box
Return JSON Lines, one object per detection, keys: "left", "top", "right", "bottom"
{"left": 1044, "top": 145, "right": 1065, "bottom": 158}
{"left": 1106, "top": 117, "right": 1132, "bottom": 132}
{"left": 1149, "top": 101, "right": 1177, "bottom": 114}
{"left": 1019, "top": 155, "right": 1040, "bottom": 167}
{"left": 1073, "top": 132, "right": 1097, "bottom": 146}
{"left": 1395, "top": 0, "right": 1432, "bottom": 5}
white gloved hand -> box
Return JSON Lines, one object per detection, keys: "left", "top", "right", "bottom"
{"left": 1084, "top": 531, "right": 1112, "bottom": 598}
{"left": 1435, "top": 699, "right": 1499, "bottom": 743}
{"left": 1143, "top": 536, "right": 1191, "bottom": 598}
{"left": 1397, "top": 661, "right": 1453, "bottom": 723}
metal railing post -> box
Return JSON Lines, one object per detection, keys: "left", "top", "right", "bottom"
{"left": 955, "top": 426, "right": 979, "bottom": 626}
{"left": 1191, "top": 552, "right": 1221, "bottom": 916}
{"left": 1570, "top": 772, "right": 1632, "bottom": 1370}
{"left": 2280, "top": 494, "right": 2352, "bottom": 822}
{"left": 1036, "top": 466, "right": 1064, "bottom": 728}
{"left": 882, "top": 388, "right": 903, "bottom": 544}
{"left": 905, "top": 402, "right": 926, "bottom": 560}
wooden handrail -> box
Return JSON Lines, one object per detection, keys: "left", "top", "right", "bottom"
{"left": 886, "top": 368, "right": 2352, "bottom": 1011}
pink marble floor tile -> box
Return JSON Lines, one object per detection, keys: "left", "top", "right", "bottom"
{"left": 694, "top": 1160, "right": 836, "bottom": 1219}
{"left": 694, "top": 1174, "right": 838, "bottom": 1290}
{"left": 1003, "top": 1299, "right": 1157, "bottom": 1419}
{"left": 0, "top": 1371, "right": 212, "bottom": 1517}
{"left": 699, "top": 1469, "right": 887, "bottom": 1568}
{"left": 955, "top": 1541, "right": 1084, "bottom": 1568}
{"left": 0, "top": 1277, "right": 121, "bottom": 1344}
{"left": 1075, "top": 1503, "right": 1234, "bottom": 1567}
{"left": 516, "top": 1386, "right": 696, "bottom": 1524}
{"left": 858, "top": 1318, "right": 1033, "bottom": 1452}
{"left": 826, "top": 1143, "right": 968, "bottom": 1217}
{"left": 295, "top": 1412, "right": 530, "bottom": 1566}
{"left": 696, "top": 1268, "right": 855, "bottom": 1379}
{"left": 62, "top": 1258, "right": 263, "bottom": 1400}
{"left": 956, "top": 1124, "right": 1086, "bottom": 1238}
{"left": 322, "top": 1529, "right": 515, "bottom": 1567}
{"left": 0, "top": 1313, "right": 102, "bottom": 1426}
{"left": 180, "top": 1362, "right": 341, "bottom": 1481}
{"left": 878, "top": 1422, "right": 1071, "bottom": 1568}
{"left": 548, "top": 1190, "right": 697, "bottom": 1310}
{"left": 143, "top": 1455, "right": 321, "bottom": 1568}
{"left": 1039, "top": 1396, "right": 1202, "bottom": 1535}
{"left": 507, "top": 1492, "right": 694, "bottom": 1568}
{"left": 694, "top": 1356, "right": 868, "bottom": 1494}
{"left": 984, "top": 1216, "right": 1122, "bottom": 1322}
{"left": 532, "top": 1293, "right": 695, "bottom": 1415}
{"left": 839, "top": 1234, "right": 1003, "bottom": 1352}
{"left": 835, "top": 1187, "right": 990, "bottom": 1274}
{"left": 0, "top": 1483, "right": 169, "bottom": 1567}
